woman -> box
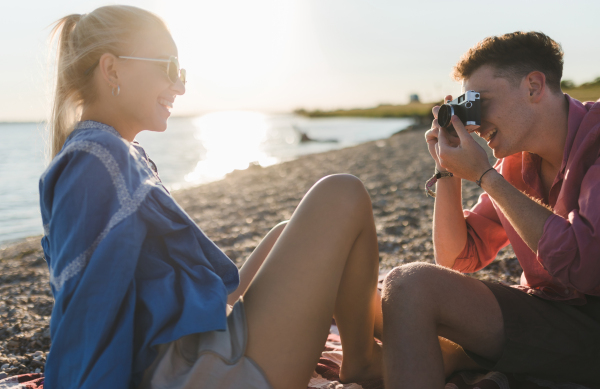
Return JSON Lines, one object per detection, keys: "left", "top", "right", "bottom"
{"left": 41, "top": 5, "right": 383, "bottom": 388}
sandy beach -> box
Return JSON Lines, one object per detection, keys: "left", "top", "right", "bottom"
{"left": 0, "top": 126, "right": 520, "bottom": 376}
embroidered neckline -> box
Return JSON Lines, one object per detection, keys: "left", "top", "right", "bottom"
{"left": 74, "top": 121, "right": 123, "bottom": 139}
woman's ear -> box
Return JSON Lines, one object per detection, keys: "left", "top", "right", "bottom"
{"left": 98, "top": 53, "right": 120, "bottom": 88}
{"left": 526, "top": 71, "right": 546, "bottom": 103}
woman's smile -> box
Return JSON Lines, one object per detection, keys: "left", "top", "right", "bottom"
{"left": 158, "top": 97, "right": 174, "bottom": 115}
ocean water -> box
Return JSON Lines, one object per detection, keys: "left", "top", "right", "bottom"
{"left": 0, "top": 113, "right": 413, "bottom": 244}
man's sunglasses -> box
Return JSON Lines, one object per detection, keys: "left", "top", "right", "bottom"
{"left": 118, "top": 55, "right": 186, "bottom": 85}
{"left": 84, "top": 55, "right": 187, "bottom": 85}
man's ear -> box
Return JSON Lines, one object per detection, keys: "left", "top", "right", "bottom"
{"left": 98, "top": 53, "right": 120, "bottom": 88}
{"left": 525, "top": 71, "right": 546, "bottom": 103}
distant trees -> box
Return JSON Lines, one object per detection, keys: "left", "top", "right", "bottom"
{"left": 561, "top": 77, "right": 600, "bottom": 90}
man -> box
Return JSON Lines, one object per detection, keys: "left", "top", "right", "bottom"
{"left": 381, "top": 31, "right": 600, "bottom": 388}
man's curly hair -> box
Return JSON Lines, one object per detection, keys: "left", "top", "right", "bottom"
{"left": 452, "top": 31, "right": 564, "bottom": 93}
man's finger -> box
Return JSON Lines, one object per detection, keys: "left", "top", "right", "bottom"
{"left": 425, "top": 128, "right": 440, "bottom": 144}
{"left": 434, "top": 95, "right": 454, "bottom": 118}
{"left": 451, "top": 115, "right": 471, "bottom": 141}
{"left": 437, "top": 125, "right": 452, "bottom": 147}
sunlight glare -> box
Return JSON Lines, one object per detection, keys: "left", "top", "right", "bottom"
{"left": 159, "top": 0, "right": 301, "bottom": 106}
{"left": 184, "top": 111, "right": 276, "bottom": 184}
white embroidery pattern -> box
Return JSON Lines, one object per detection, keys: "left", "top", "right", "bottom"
{"left": 43, "top": 141, "right": 131, "bottom": 207}
{"left": 47, "top": 139, "right": 156, "bottom": 291}
{"left": 74, "top": 120, "right": 123, "bottom": 138}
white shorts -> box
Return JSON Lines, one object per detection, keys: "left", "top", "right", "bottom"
{"left": 139, "top": 299, "right": 273, "bottom": 389}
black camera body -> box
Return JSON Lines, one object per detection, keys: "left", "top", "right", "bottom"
{"left": 438, "top": 90, "right": 481, "bottom": 131}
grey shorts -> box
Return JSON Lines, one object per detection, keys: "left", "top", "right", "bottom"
{"left": 465, "top": 281, "right": 600, "bottom": 386}
{"left": 139, "top": 299, "right": 273, "bottom": 389}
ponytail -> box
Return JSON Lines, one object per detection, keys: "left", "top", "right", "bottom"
{"left": 49, "top": 14, "right": 82, "bottom": 159}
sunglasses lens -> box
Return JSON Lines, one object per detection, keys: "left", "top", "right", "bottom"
{"left": 168, "top": 58, "right": 179, "bottom": 84}
{"left": 180, "top": 69, "right": 186, "bottom": 85}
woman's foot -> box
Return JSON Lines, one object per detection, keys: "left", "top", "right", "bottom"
{"left": 339, "top": 340, "right": 383, "bottom": 383}
{"left": 439, "top": 337, "right": 480, "bottom": 377}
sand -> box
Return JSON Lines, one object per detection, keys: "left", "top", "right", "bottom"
{"left": 0, "top": 125, "right": 520, "bottom": 377}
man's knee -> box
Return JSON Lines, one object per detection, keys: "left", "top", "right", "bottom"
{"left": 384, "top": 261, "right": 435, "bottom": 289}
{"left": 382, "top": 262, "right": 458, "bottom": 306}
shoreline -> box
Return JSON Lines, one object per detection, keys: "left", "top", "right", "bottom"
{"left": 0, "top": 115, "right": 416, "bottom": 245}
{"left": 0, "top": 125, "right": 520, "bottom": 376}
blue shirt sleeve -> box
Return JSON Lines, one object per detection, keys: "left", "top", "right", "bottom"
{"left": 41, "top": 136, "right": 148, "bottom": 388}
{"left": 39, "top": 128, "right": 239, "bottom": 389}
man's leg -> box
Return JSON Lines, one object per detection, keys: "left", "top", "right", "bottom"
{"left": 382, "top": 262, "right": 504, "bottom": 388}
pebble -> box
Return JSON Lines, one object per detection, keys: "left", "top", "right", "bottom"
{"left": 0, "top": 127, "right": 520, "bottom": 378}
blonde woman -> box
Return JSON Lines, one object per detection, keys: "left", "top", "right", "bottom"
{"left": 41, "top": 5, "right": 383, "bottom": 388}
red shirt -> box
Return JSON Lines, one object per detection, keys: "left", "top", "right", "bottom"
{"left": 453, "top": 95, "right": 600, "bottom": 303}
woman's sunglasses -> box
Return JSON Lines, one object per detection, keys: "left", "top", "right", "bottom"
{"left": 84, "top": 55, "right": 187, "bottom": 85}
{"left": 118, "top": 55, "right": 186, "bottom": 85}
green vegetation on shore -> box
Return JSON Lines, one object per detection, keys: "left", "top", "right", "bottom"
{"left": 295, "top": 78, "right": 600, "bottom": 119}
{"left": 294, "top": 101, "right": 436, "bottom": 119}
{"left": 562, "top": 77, "right": 600, "bottom": 102}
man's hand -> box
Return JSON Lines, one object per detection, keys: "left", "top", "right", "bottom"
{"left": 425, "top": 95, "right": 461, "bottom": 171}
{"left": 437, "top": 115, "right": 492, "bottom": 182}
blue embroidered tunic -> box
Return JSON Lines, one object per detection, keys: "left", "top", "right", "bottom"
{"left": 39, "top": 121, "right": 240, "bottom": 388}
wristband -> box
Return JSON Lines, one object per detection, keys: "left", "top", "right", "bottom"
{"left": 425, "top": 169, "right": 454, "bottom": 198}
{"left": 475, "top": 168, "right": 496, "bottom": 187}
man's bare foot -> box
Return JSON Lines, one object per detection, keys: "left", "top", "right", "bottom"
{"left": 339, "top": 340, "right": 383, "bottom": 383}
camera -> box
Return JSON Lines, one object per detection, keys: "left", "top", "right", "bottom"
{"left": 438, "top": 90, "right": 481, "bottom": 131}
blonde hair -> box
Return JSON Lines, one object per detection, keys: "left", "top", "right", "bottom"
{"left": 49, "top": 5, "right": 168, "bottom": 159}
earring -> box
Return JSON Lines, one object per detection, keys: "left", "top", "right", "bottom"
{"left": 112, "top": 85, "right": 120, "bottom": 97}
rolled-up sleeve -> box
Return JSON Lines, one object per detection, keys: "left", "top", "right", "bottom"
{"left": 452, "top": 192, "right": 510, "bottom": 273}
{"left": 538, "top": 162, "right": 600, "bottom": 294}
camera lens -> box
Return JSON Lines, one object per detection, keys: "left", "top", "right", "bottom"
{"left": 438, "top": 104, "right": 453, "bottom": 127}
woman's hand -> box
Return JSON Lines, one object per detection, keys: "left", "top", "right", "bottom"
{"left": 425, "top": 95, "right": 461, "bottom": 171}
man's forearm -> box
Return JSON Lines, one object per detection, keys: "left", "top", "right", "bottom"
{"left": 480, "top": 170, "right": 553, "bottom": 253}
{"left": 433, "top": 175, "right": 468, "bottom": 268}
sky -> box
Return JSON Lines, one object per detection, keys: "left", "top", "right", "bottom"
{"left": 1, "top": 0, "right": 599, "bottom": 122}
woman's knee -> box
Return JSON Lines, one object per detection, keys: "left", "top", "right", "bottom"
{"left": 311, "top": 174, "right": 371, "bottom": 210}
{"left": 271, "top": 220, "right": 288, "bottom": 235}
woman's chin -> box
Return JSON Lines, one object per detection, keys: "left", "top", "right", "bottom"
{"left": 141, "top": 122, "right": 168, "bottom": 134}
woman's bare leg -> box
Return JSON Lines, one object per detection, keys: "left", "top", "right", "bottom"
{"left": 243, "top": 174, "right": 382, "bottom": 389}
{"left": 227, "top": 221, "right": 288, "bottom": 305}
{"left": 439, "top": 337, "right": 481, "bottom": 377}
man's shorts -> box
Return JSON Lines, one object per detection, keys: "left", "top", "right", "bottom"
{"left": 139, "top": 298, "right": 273, "bottom": 389}
{"left": 465, "top": 281, "right": 600, "bottom": 386}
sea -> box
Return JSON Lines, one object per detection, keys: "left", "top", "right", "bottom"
{"left": 0, "top": 112, "right": 413, "bottom": 245}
